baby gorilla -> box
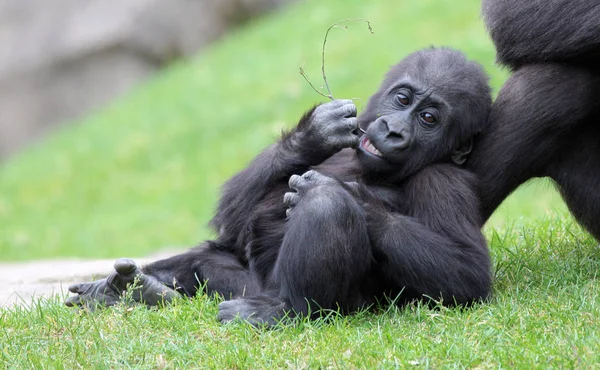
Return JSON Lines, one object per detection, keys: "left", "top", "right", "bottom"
{"left": 66, "top": 47, "right": 493, "bottom": 326}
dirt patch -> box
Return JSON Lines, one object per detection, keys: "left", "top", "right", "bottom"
{"left": 0, "top": 251, "right": 179, "bottom": 307}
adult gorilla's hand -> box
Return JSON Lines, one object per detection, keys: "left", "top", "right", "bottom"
{"left": 303, "top": 99, "right": 359, "bottom": 155}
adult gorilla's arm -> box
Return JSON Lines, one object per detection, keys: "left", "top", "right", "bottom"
{"left": 363, "top": 166, "right": 491, "bottom": 304}
{"left": 211, "top": 100, "right": 358, "bottom": 237}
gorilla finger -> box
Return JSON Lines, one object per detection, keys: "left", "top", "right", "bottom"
{"left": 343, "top": 101, "right": 358, "bottom": 117}
{"left": 342, "top": 117, "right": 358, "bottom": 132}
{"left": 329, "top": 118, "right": 358, "bottom": 138}
{"left": 216, "top": 300, "right": 236, "bottom": 322}
{"left": 331, "top": 102, "right": 357, "bottom": 119}
{"left": 326, "top": 99, "right": 352, "bottom": 109}
{"left": 301, "top": 170, "right": 317, "bottom": 180}
{"left": 314, "top": 100, "right": 344, "bottom": 117}
{"left": 68, "top": 282, "right": 90, "bottom": 294}
{"left": 114, "top": 258, "right": 139, "bottom": 276}
{"left": 337, "top": 99, "right": 354, "bottom": 106}
{"left": 64, "top": 294, "right": 83, "bottom": 307}
{"left": 341, "top": 135, "right": 360, "bottom": 149}
{"left": 308, "top": 171, "right": 332, "bottom": 184}
{"left": 288, "top": 174, "right": 304, "bottom": 189}
{"left": 283, "top": 192, "right": 300, "bottom": 207}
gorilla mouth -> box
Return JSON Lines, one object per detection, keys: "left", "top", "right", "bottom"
{"left": 361, "top": 137, "right": 382, "bottom": 157}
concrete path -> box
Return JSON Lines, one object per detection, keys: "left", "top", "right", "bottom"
{"left": 0, "top": 252, "right": 178, "bottom": 307}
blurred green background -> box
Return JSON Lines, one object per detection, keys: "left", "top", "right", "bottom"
{"left": 0, "top": 0, "right": 567, "bottom": 261}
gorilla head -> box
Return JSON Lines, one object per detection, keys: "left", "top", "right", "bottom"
{"left": 357, "top": 48, "right": 492, "bottom": 179}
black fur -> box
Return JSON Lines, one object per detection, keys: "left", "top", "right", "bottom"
{"left": 138, "top": 48, "right": 494, "bottom": 324}
{"left": 469, "top": 0, "right": 600, "bottom": 241}
{"left": 482, "top": 0, "right": 600, "bottom": 69}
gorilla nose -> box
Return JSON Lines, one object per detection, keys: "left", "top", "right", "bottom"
{"left": 386, "top": 126, "right": 411, "bottom": 150}
{"left": 389, "top": 132, "right": 410, "bottom": 149}
{"left": 377, "top": 117, "right": 412, "bottom": 150}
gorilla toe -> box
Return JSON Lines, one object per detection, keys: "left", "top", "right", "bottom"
{"left": 217, "top": 296, "right": 288, "bottom": 327}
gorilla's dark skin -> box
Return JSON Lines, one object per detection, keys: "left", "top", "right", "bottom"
{"left": 67, "top": 48, "right": 493, "bottom": 325}
{"left": 468, "top": 0, "right": 600, "bottom": 240}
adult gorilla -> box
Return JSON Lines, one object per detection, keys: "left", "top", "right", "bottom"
{"left": 468, "top": 0, "right": 600, "bottom": 237}
{"left": 66, "top": 48, "right": 493, "bottom": 325}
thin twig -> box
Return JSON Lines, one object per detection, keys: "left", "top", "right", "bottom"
{"left": 298, "top": 64, "right": 331, "bottom": 100}
{"left": 299, "top": 18, "right": 374, "bottom": 101}
{"left": 321, "top": 18, "right": 374, "bottom": 100}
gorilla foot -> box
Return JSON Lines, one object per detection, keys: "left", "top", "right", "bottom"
{"left": 284, "top": 170, "right": 338, "bottom": 217}
{"left": 217, "top": 296, "right": 288, "bottom": 327}
{"left": 65, "top": 258, "right": 177, "bottom": 309}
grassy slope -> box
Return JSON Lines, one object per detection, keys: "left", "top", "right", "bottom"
{"left": 2, "top": 218, "right": 599, "bottom": 368}
{"left": 0, "top": 0, "right": 564, "bottom": 261}
{"left": 3, "top": 0, "right": 598, "bottom": 367}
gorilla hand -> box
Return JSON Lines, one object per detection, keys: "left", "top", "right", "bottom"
{"left": 302, "top": 99, "right": 358, "bottom": 156}
{"left": 65, "top": 258, "right": 178, "bottom": 309}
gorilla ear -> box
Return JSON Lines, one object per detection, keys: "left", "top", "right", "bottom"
{"left": 451, "top": 138, "right": 473, "bottom": 165}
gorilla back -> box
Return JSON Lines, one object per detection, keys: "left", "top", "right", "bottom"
{"left": 483, "top": 0, "right": 600, "bottom": 68}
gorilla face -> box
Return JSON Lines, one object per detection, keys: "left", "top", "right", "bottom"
{"left": 357, "top": 77, "right": 451, "bottom": 177}
{"left": 356, "top": 48, "right": 491, "bottom": 181}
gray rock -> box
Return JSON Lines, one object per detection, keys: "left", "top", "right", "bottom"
{"left": 0, "top": 0, "right": 293, "bottom": 160}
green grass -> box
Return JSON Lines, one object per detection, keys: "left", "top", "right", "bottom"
{"left": 2, "top": 219, "right": 599, "bottom": 368}
{"left": 1, "top": 0, "right": 597, "bottom": 367}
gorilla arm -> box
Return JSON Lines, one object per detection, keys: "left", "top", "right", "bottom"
{"left": 212, "top": 99, "right": 358, "bottom": 237}
{"left": 363, "top": 165, "right": 491, "bottom": 305}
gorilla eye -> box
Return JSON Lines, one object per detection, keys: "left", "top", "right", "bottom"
{"left": 420, "top": 112, "right": 437, "bottom": 124}
{"left": 395, "top": 92, "right": 410, "bottom": 107}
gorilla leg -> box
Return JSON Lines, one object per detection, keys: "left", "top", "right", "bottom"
{"left": 468, "top": 64, "right": 600, "bottom": 221}
{"left": 277, "top": 175, "right": 373, "bottom": 314}
{"left": 550, "top": 123, "right": 600, "bottom": 240}
{"left": 218, "top": 172, "right": 373, "bottom": 325}
{"left": 142, "top": 242, "right": 260, "bottom": 299}
{"left": 66, "top": 242, "right": 260, "bottom": 309}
